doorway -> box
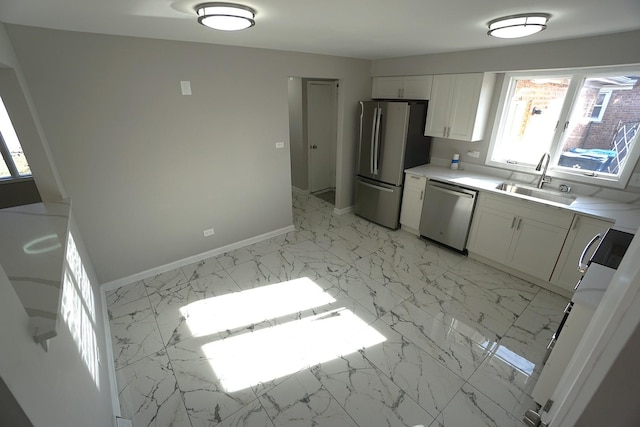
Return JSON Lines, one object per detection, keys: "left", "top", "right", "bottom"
{"left": 307, "top": 80, "right": 337, "bottom": 196}
{"left": 288, "top": 77, "right": 338, "bottom": 205}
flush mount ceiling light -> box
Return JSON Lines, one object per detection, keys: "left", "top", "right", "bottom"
{"left": 196, "top": 2, "right": 256, "bottom": 31}
{"left": 487, "top": 13, "right": 550, "bottom": 39}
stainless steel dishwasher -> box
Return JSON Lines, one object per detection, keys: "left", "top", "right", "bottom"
{"left": 419, "top": 180, "right": 478, "bottom": 251}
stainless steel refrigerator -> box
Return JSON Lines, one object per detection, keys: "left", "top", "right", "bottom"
{"left": 354, "top": 101, "right": 431, "bottom": 229}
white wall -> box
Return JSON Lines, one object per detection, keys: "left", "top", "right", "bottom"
{"left": 372, "top": 30, "right": 640, "bottom": 76}
{"left": 6, "top": 25, "right": 371, "bottom": 283}
{"left": 0, "top": 214, "right": 114, "bottom": 427}
{"left": 575, "top": 320, "right": 640, "bottom": 426}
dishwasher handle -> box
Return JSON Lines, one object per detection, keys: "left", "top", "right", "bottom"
{"left": 427, "top": 181, "right": 476, "bottom": 199}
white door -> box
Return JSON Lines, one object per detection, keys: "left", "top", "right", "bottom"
{"left": 307, "top": 81, "right": 337, "bottom": 193}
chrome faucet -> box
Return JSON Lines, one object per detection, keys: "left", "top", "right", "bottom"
{"left": 535, "top": 152, "right": 551, "bottom": 188}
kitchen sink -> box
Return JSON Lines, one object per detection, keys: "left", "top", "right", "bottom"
{"left": 496, "top": 182, "right": 577, "bottom": 205}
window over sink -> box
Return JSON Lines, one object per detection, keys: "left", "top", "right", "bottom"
{"left": 487, "top": 67, "right": 640, "bottom": 188}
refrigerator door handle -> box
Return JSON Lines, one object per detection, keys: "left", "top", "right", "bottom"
{"left": 370, "top": 107, "right": 378, "bottom": 175}
{"left": 373, "top": 107, "right": 382, "bottom": 175}
{"left": 358, "top": 179, "right": 394, "bottom": 193}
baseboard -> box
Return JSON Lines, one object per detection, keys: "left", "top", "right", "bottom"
{"left": 291, "top": 186, "right": 309, "bottom": 195}
{"left": 101, "top": 225, "right": 296, "bottom": 292}
{"left": 400, "top": 224, "right": 420, "bottom": 236}
{"left": 333, "top": 205, "right": 353, "bottom": 216}
{"left": 467, "top": 252, "right": 572, "bottom": 299}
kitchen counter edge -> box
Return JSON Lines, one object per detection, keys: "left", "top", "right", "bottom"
{"left": 405, "top": 165, "right": 640, "bottom": 233}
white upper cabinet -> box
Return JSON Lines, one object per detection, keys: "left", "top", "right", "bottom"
{"left": 424, "top": 73, "right": 496, "bottom": 141}
{"left": 372, "top": 75, "right": 433, "bottom": 100}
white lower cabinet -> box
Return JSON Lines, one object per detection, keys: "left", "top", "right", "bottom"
{"left": 399, "top": 174, "right": 427, "bottom": 234}
{"left": 467, "top": 193, "right": 573, "bottom": 281}
{"left": 466, "top": 204, "right": 514, "bottom": 261}
{"left": 550, "top": 215, "right": 614, "bottom": 292}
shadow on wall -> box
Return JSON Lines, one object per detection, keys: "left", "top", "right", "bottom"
{"left": 0, "top": 376, "right": 34, "bottom": 427}
{"left": 0, "top": 179, "right": 41, "bottom": 209}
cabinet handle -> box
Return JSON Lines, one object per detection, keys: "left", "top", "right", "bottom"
{"left": 511, "top": 217, "right": 517, "bottom": 229}
{"left": 517, "top": 218, "right": 523, "bottom": 230}
{"left": 419, "top": 190, "right": 424, "bottom": 200}
{"left": 572, "top": 216, "right": 580, "bottom": 230}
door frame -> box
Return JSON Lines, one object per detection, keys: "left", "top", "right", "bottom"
{"left": 306, "top": 79, "right": 338, "bottom": 194}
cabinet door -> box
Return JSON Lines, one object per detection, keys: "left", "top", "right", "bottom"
{"left": 467, "top": 205, "right": 515, "bottom": 263}
{"left": 400, "top": 174, "right": 427, "bottom": 232}
{"left": 550, "top": 215, "right": 614, "bottom": 292}
{"left": 424, "top": 74, "right": 454, "bottom": 138}
{"left": 372, "top": 77, "right": 403, "bottom": 99}
{"left": 399, "top": 185, "right": 425, "bottom": 232}
{"left": 448, "top": 73, "right": 484, "bottom": 141}
{"left": 402, "top": 75, "right": 433, "bottom": 100}
{"left": 509, "top": 216, "right": 570, "bottom": 281}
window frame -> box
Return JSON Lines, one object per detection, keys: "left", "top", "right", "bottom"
{"left": 0, "top": 132, "right": 21, "bottom": 178}
{"left": 486, "top": 65, "right": 640, "bottom": 189}
{"left": 589, "top": 90, "right": 612, "bottom": 123}
{"left": 0, "top": 98, "right": 32, "bottom": 182}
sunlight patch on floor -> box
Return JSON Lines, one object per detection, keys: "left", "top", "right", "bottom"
{"left": 181, "top": 277, "right": 386, "bottom": 392}
{"left": 202, "top": 307, "right": 386, "bottom": 392}
{"left": 181, "top": 277, "right": 336, "bottom": 338}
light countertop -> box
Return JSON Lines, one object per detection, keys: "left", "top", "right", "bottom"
{"left": 406, "top": 165, "right": 640, "bottom": 234}
{"left": 0, "top": 200, "right": 71, "bottom": 342}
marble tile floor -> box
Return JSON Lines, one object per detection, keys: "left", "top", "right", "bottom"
{"left": 107, "top": 191, "right": 570, "bottom": 427}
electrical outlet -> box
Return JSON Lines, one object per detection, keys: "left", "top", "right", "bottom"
{"left": 629, "top": 173, "right": 640, "bottom": 187}
{"left": 275, "top": 141, "right": 285, "bottom": 149}
{"left": 203, "top": 228, "right": 215, "bottom": 237}
{"left": 467, "top": 150, "right": 480, "bottom": 159}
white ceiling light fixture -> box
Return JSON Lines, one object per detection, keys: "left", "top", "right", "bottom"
{"left": 488, "top": 13, "right": 551, "bottom": 39}
{"left": 196, "top": 2, "right": 256, "bottom": 31}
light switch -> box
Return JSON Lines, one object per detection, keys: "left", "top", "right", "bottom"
{"left": 275, "top": 142, "right": 285, "bottom": 149}
{"left": 180, "top": 81, "right": 192, "bottom": 96}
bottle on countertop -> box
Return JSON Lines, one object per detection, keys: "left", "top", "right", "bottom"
{"left": 450, "top": 153, "right": 460, "bottom": 170}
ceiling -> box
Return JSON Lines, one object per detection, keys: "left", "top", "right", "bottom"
{"left": 0, "top": 0, "right": 639, "bottom": 60}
